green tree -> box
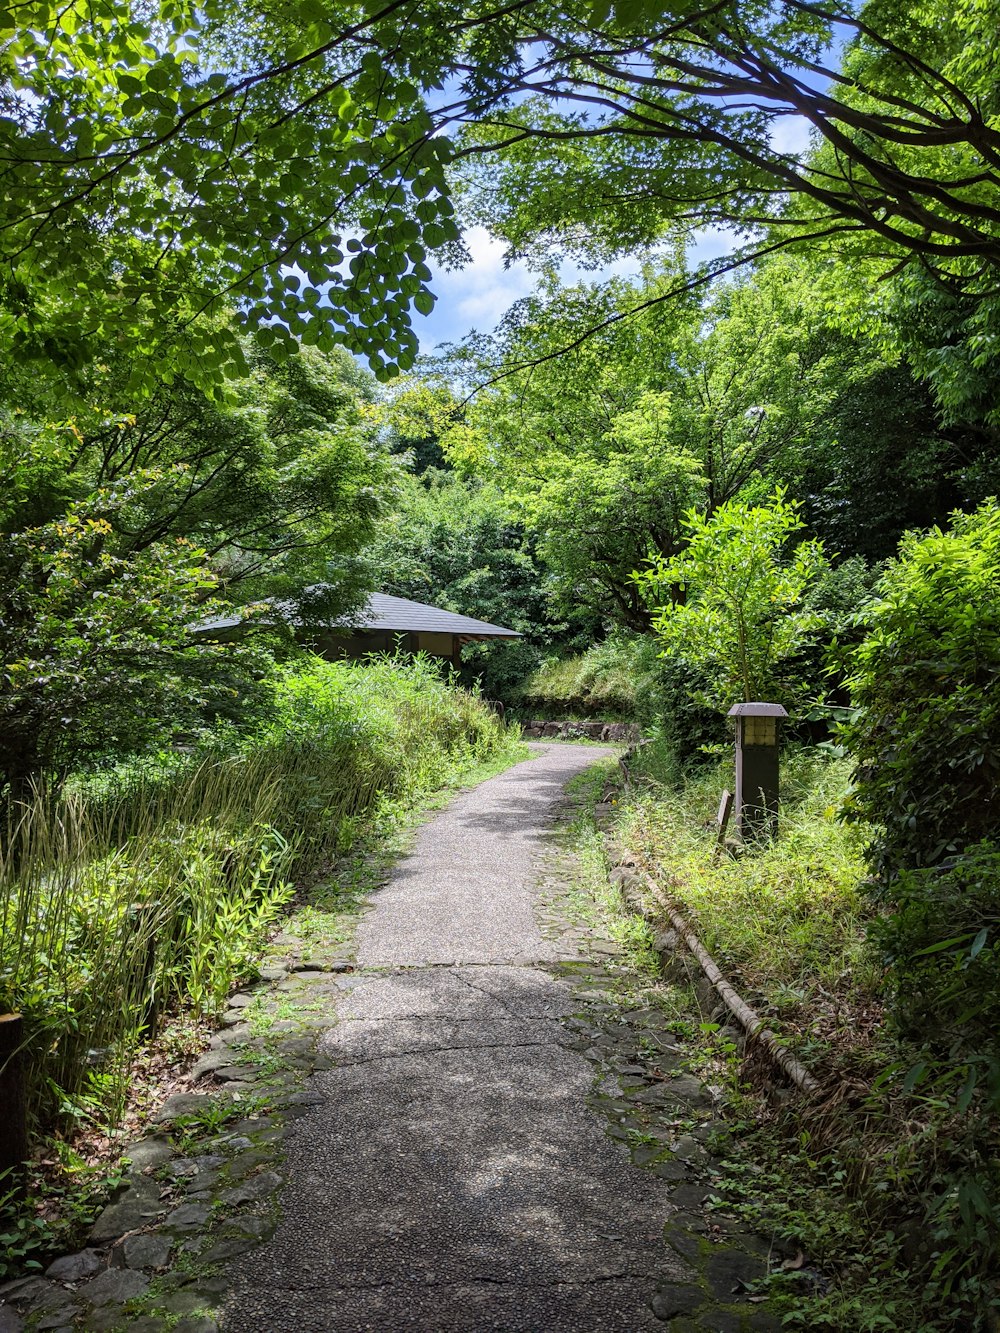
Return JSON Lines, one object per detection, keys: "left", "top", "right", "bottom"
{"left": 445, "top": 259, "right": 847, "bottom": 627}
{"left": 0, "top": 333, "right": 395, "bottom": 789}
{"left": 364, "top": 470, "right": 597, "bottom": 700}
{"left": 796, "top": 360, "right": 996, "bottom": 561}
{"left": 3, "top": 0, "right": 1000, "bottom": 391}
{"left": 2, "top": 337, "right": 394, "bottom": 614}
{"left": 637, "top": 492, "right": 829, "bottom": 711}
{"left": 843, "top": 501, "right": 1000, "bottom": 880}
{"left": 0, "top": 485, "right": 272, "bottom": 794}
{"left": 456, "top": 0, "right": 1000, "bottom": 293}
{"left": 374, "top": 376, "right": 463, "bottom": 474}
{"left": 497, "top": 394, "right": 707, "bottom": 632}
{"left": 0, "top": 0, "right": 466, "bottom": 388}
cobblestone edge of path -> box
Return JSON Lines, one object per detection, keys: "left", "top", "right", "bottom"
{"left": 0, "top": 940, "right": 356, "bottom": 1333}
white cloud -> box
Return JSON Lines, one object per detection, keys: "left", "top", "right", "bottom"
{"left": 416, "top": 226, "right": 653, "bottom": 353}
{"left": 769, "top": 114, "right": 815, "bottom": 159}
{"left": 415, "top": 227, "right": 536, "bottom": 350}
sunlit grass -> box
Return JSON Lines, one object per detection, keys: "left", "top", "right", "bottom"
{"left": 518, "top": 636, "right": 664, "bottom": 719}
{"left": 619, "top": 746, "right": 869, "bottom": 1006}
{"left": 0, "top": 654, "right": 519, "bottom": 1140}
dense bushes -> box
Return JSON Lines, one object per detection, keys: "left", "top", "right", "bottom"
{"left": 843, "top": 504, "right": 1000, "bottom": 1065}
{"left": 517, "top": 637, "right": 654, "bottom": 719}
{"left": 842, "top": 502, "right": 1000, "bottom": 1314}
{"left": 0, "top": 656, "right": 512, "bottom": 1138}
{"left": 843, "top": 503, "right": 1000, "bottom": 879}
{"left": 609, "top": 502, "right": 1000, "bottom": 1325}
{"left": 518, "top": 636, "right": 725, "bottom": 764}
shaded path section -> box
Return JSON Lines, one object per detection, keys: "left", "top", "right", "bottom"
{"left": 221, "top": 744, "right": 693, "bottom": 1332}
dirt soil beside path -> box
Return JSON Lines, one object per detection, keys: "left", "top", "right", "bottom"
{"left": 0, "top": 743, "right": 780, "bottom": 1333}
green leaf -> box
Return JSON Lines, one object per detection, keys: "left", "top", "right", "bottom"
{"left": 901, "top": 1062, "right": 928, "bottom": 1095}
{"left": 956, "top": 1065, "right": 978, "bottom": 1114}
{"left": 912, "top": 934, "right": 971, "bottom": 958}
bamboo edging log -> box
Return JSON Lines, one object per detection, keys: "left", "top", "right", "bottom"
{"left": 643, "top": 875, "right": 822, "bottom": 1099}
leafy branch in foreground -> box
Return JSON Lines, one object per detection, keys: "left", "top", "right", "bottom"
{"left": 3, "top": 0, "right": 1000, "bottom": 390}
{"left": 456, "top": 0, "right": 1000, "bottom": 273}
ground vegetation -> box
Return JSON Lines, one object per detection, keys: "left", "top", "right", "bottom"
{"left": 0, "top": 655, "right": 516, "bottom": 1267}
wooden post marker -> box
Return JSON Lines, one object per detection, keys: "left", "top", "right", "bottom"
{"left": 712, "top": 789, "right": 733, "bottom": 862}
{"left": 0, "top": 1013, "right": 28, "bottom": 1198}
{"left": 727, "top": 702, "right": 788, "bottom": 841}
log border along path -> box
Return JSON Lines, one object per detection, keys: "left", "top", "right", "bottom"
{"left": 0, "top": 743, "right": 780, "bottom": 1333}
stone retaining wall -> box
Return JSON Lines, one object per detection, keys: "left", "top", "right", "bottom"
{"left": 522, "top": 719, "right": 642, "bottom": 742}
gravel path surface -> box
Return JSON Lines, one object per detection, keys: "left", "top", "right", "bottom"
{"left": 220, "top": 743, "right": 692, "bottom": 1332}
{"left": 353, "top": 743, "right": 605, "bottom": 967}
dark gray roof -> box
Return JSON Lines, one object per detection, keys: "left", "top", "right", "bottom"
{"left": 342, "top": 593, "right": 520, "bottom": 640}
{"left": 193, "top": 592, "right": 520, "bottom": 641}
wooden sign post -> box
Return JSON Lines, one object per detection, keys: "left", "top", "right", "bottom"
{"left": 727, "top": 702, "right": 788, "bottom": 841}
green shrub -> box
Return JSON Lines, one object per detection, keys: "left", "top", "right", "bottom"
{"left": 637, "top": 490, "right": 829, "bottom": 712}
{"left": 870, "top": 843, "right": 1000, "bottom": 1055}
{"left": 519, "top": 635, "right": 721, "bottom": 767}
{"left": 842, "top": 501, "right": 1000, "bottom": 1314}
{"left": 843, "top": 502, "right": 1000, "bottom": 880}
{"left": 0, "top": 655, "right": 512, "bottom": 1137}
{"left": 842, "top": 504, "right": 1000, "bottom": 1065}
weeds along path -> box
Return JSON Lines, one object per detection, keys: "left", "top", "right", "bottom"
{"left": 218, "top": 742, "right": 773, "bottom": 1332}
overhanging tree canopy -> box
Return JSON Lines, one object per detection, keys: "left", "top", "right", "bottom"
{"left": 455, "top": 0, "right": 1000, "bottom": 269}
{"left": 2, "top": 0, "right": 998, "bottom": 387}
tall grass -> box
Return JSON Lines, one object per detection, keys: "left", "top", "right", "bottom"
{"left": 620, "top": 740, "right": 1000, "bottom": 1328}
{"left": 518, "top": 636, "right": 663, "bottom": 720}
{"left": 620, "top": 742, "right": 870, "bottom": 1018}
{"left": 517, "top": 638, "right": 720, "bottom": 759}
{"left": 0, "top": 655, "right": 512, "bottom": 1137}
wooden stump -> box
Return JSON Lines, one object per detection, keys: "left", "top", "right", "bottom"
{"left": 0, "top": 1013, "right": 28, "bottom": 1198}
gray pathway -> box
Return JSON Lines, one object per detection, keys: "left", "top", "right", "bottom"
{"left": 221, "top": 743, "right": 690, "bottom": 1332}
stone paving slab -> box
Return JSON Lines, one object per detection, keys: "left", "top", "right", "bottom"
{"left": 333, "top": 964, "right": 572, "bottom": 1025}
{"left": 223, "top": 977, "right": 691, "bottom": 1301}
{"left": 221, "top": 1277, "right": 667, "bottom": 1332}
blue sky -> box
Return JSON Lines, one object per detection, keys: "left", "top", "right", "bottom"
{"left": 411, "top": 115, "right": 814, "bottom": 354}
{"left": 411, "top": 224, "right": 738, "bottom": 354}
